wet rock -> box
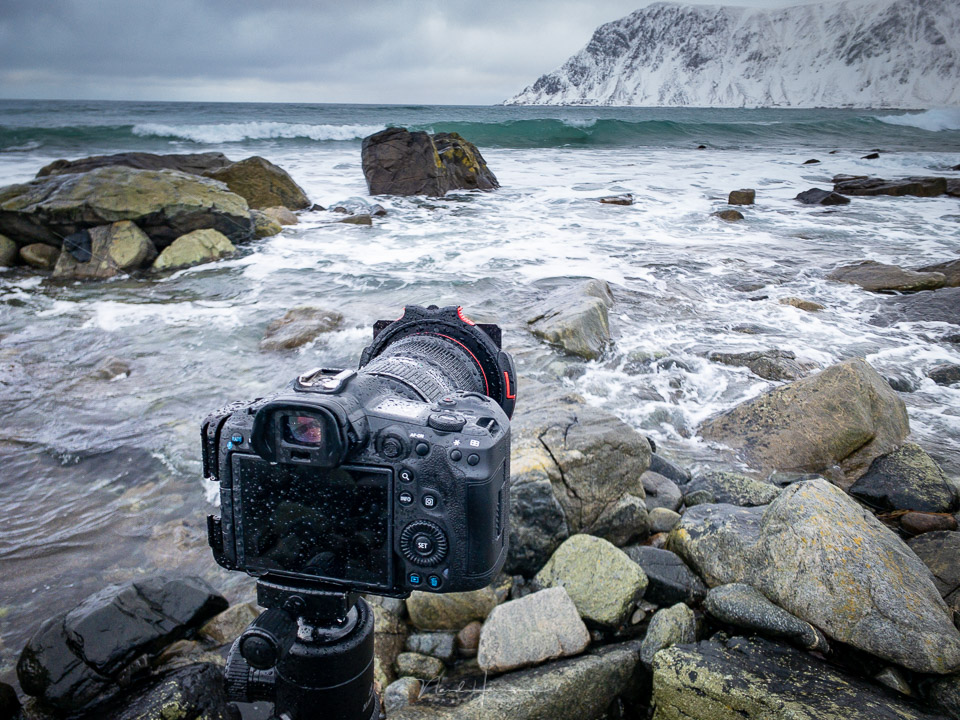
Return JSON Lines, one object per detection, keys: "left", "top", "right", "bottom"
{"left": 708, "top": 348, "right": 815, "bottom": 381}
{"left": 152, "top": 228, "right": 235, "bottom": 271}
{"left": 667, "top": 479, "right": 960, "bottom": 673}
{"left": 99, "top": 662, "right": 232, "bottom": 720}
{"left": 796, "top": 188, "right": 851, "bottom": 205}
{"left": 651, "top": 635, "right": 943, "bottom": 720}
{"left": 902, "top": 512, "right": 959, "bottom": 536}
{"left": 330, "top": 197, "right": 387, "bottom": 216}
{"left": 527, "top": 278, "right": 614, "bottom": 359}
{"left": 251, "top": 210, "right": 282, "bottom": 237}
{"left": 704, "top": 583, "right": 828, "bottom": 650}
{"left": 700, "top": 359, "right": 909, "bottom": 483}
{"left": 623, "top": 546, "right": 706, "bottom": 606}
{"left": 862, "top": 152, "right": 881, "bottom": 159}
{"left": 19, "top": 243, "right": 58, "bottom": 269}
{"left": 917, "top": 259, "right": 960, "bottom": 288}
{"left": 640, "top": 603, "right": 697, "bottom": 670}
{"left": 0, "top": 166, "right": 253, "bottom": 249}
{"left": 875, "top": 666, "right": 913, "bottom": 696}
{"left": 0, "top": 683, "right": 22, "bottom": 720}
{"left": 53, "top": 221, "right": 157, "bottom": 280}
{"left": 535, "top": 534, "right": 648, "bottom": 628}
{"left": 803, "top": 158, "right": 820, "bottom": 164}
{"left": 396, "top": 652, "right": 445, "bottom": 681}
{"left": 929, "top": 364, "right": 960, "bottom": 386}
{"left": 834, "top": 175, "right": 947, "bottom": 197}
{"left": 779, "top": 296, "right": 825, "bottom": 311}
{"left": 908, "top": 531, "right": 960, "bottom": 608}
{"left": 648, "top": 454, "right": 692, "bottom": 486}
{"left": 0, "top": 234, "right": 17, "bottom": 267}
{"left": 261, "top": 205, "right": 298, "bottom": 225}
{"left": 197, "top": 603, "right": 259, "bottom": 647}
{"left": 90, "top": 357, "right": 131, "bottom": 381}
{"left": 384, "top": 677, "right": 421, "bottom": 714}
{"left": 406, "top": 587, "right": 498, "bottom": 631}
{"left": 828, "top": 260, "right": 945, "bottom": 293}
{"left": 362, "top": 127, "right": 498, "bottom": 197}
{"left": 507, "top": 382, "right": 652, "bottom": 573}
{"left": 928, "top": 673, "right": 960, "bottom": 718}
{"left": 36, "top": 151, "right": 232, "bottom": 178}
{"left": 713, "top": 209, "right": 744, "bottom": 221}
{"left": 598, "top": 193, "right": 634, "bottom": 205}
{"left": 849, "top": 443, "right": 957, "bottom": 513}
{"left": 590, "top": 494, "right": 650, "bottom": 546}
{"left": 338, "top": 213, "right": 372, "bottom": 225}
{"left": 478, "top": 587, "right": 590, "bottom": 673}
{"left": 204, "top": 155, "right": 310, "bottom": 210}
{"left": 728, "top": 189, "right": 755, "bottom": 205}
{"left": 732, "top": 322, "right": 773, "bottom": 334}
{"left": 259, "top": 307, "right": 344, "bottom": 351}
{"left": 684, "top": 471, "right": 781, "bottom": 507}
{"left": 642, "top": 471, "right": 683, "bottom": 512}
{"left": 649, "top": 507, "right": 681, "bottom": 534}
{"left": 887, "top": 373, "right": 919, "bottom": 392}
{"left": 405, "top": 632, "right": 456, "bottom": 663}
{"left": 392, "top": 641, "right": 640, "bottom": 720}
{"left": 16, "top": 576, "right": 227, "bottom": 712}
{"left": 152, "top": 639, "right": 224, "bottom": 674}
{"left": 872, "top": 288, "right": 960, "bottom": 326}
{"left": 373, "top": 602, "right": 407, "bottom": 691}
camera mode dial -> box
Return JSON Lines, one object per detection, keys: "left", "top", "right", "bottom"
{"left": 400, "top": 520, "right": 448, "bottom": 567}
{"left": 427, "top": 412, "right": 466, "bottom": 432}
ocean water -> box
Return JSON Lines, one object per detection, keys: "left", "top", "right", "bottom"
{"left": 1, "top": 100, "right": 960, "bottom": 681}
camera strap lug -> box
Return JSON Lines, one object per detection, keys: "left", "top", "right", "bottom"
{"left": 296, "top": 367, "right": 355, "bottom": 393}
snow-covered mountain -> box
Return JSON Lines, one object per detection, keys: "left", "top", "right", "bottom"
{"left": 506, "top": 0, "right": 960, "bottom": 108}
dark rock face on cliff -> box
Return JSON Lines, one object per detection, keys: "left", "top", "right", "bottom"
{"left": 361, "top": 128, "right": 499, "bottom": 197}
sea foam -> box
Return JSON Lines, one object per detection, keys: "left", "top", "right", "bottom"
{"left": 876, "top": 108, "right": 960, "bottom": 132}
{"left": 131, "top": 121, "right": 385, "bottom": 143}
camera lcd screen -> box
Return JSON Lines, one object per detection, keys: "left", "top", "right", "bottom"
{"left": 233, "top": 455, "right": 391, "bottom": 588}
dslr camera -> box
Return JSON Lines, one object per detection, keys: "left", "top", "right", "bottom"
{"left": 202, "top": 305, "right": 517, "bottom": 597}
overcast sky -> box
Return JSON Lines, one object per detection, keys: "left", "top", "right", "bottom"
{"left": 0, "top": 0, "right": 835, "bottom": 105}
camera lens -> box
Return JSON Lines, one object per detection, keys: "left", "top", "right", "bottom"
{"left": 287, "top": 415, "right": 324, "bottom": 445}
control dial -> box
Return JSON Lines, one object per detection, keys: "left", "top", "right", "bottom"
{"left": 400, "top": 520, "right": 448, "bottom": 567}
{"left": 427, "top": 412, "right": 467, "bottom": 432}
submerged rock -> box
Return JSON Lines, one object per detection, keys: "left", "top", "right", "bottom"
{"left": 527, "top": 278, "right": 614, "bottom": 359}
{"left": 707, "top": 348, "right": 815, "bottom": 381}
{"left": 704, "top": 583, "right": 827, "bottom": 650}
{"left": 833, "top": 175, "right": 947, "bottom": 197}
{"left": 779, "top": 296, "right": 825, "bottom": 311}
{"left": 477, "top": 587, "right": 590, "bottom": 673}
{"left": 828, "top": 260, "right": 945, "bottom": 292}
{"left": 929, "top": 363, "right": 960, "bottom": 386}
{"left": 917, "top": 259, "right": 960, "bottom": 288}
{"left": 728, "top": 189, "right": 755, "bottom": 205}
{"left": 667, "top": 479, "right": 960, "bottom": 673}
{"left": 53, "top": 221, "right": 157, "bottom": 280}
{"left": 204, "top": 155, "right": 310, "bottom": 210}
{"left": 713, "top": 209, "right": 744, "bottom": 221}
{"left": 849, "top": 443, "right": 957, "bottom": 513}
{"left": 700, "top": 359, "right": 908, "bottom": 482}
{"left": 152, "top": 228, "right": 235, "bottom": 271}
{"left": 362, "top": 127, "right": 499, "bottom": 197}
{"left": 652, "top": 636, "right": 943, "bottom": 720}
{"left": 598, "top": 193, "right": 634, "bottom": 205}
{"left": 259, "top": 307, "right": 344, "bottom": 351}
{"left": 795, "top": 187, "right": 851, "bottom": 205}
{"left": 871, "top": 288, "right": 960, "bottom": 326}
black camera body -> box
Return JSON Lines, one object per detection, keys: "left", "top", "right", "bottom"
{"left": 202, "top": 305, "right": 516, "bottom": 597}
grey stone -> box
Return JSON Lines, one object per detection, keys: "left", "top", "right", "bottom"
{"left": 259, "top": 307, "right": 344, "bottom": 351}
{"left": 704, "top": 583, "right": 828, "bottom": 650}
{"left": 477, "top": 587, "right": 590, "bottom": 673}
{"left": 929, "top": 364, "right": 960, "bottom": 386}
{"left": 833, "top": 175, "right": 947, "bottom": 197}
{"left": 651, "top": 636, "right": 945, "bottom": 720}
{"left": 779, "top": 296, "right": 825, "bottom": 311}
{"left": 701, "top": 359, "right": 909, "bottom": 484}
{"left": 640, "top": 603, "right": 697, "bottom": 669}
{"left": 828, "top": 260, "right": 945, "bottom": 293}
{"left": 384, "top": 677, "right": 421, "bottom": 714}
{"left": 728, "top": 189, "right": 755, "bottom": 205}
{"left": 649, "top": 507, "right": 681, "bottom": 534}
{"left": 796, "top": 188, "right": 851, "bottom": 205}
{"left": 714, "top": 209, "right": 744, "bottom": 221}
{"left": 396, "top": 652, "right": 445, "bottom": 681}
{"left": 708, "top": 348, "right": 816, "bottom": 381}
{"left": 872, "top": 287, "right": 960, "bottom": 327}
{"left": 624, "top": 546, "right": 706, "bottom": 606}
{"left": 535, "top": 534, "right": 648, "bottom": 628}
{"left": 338, "top": 213, "right": 372, "bottom": 225}
{"left": 648, "top": 454, "right": 692, "bottom": 485}
{"left": 527, "top": 279, "right": 615, "bottom": 359}
{"left": 874, "top": 667, "right": 913, "bottom": 696}
{"left": 405, "top": 587, "right": 498, "bottom": 631}
{"left": 261, "top": 205, "right": 298, "bottom": 225}
{"left": 405, "top": 632, "right": 456, "bottom": 663}
{"left": 928, "top": 674, "right": 960, "bottom": 719}
{"left": 850, "top": 443, "right": 958, "bottom": 512}
{"left": 683, "top": 471, "right": 781, "bottom": 507}
{"left": 598, "top": 193, "right": 634, "bottom": 205}
{"left": 589, "top": 493, "right": 650, "bottom": 546}
{"left": 372, "top": 602, "right": 408, "bottom": 692}
{"left": 917, "top": 259, "right": 960, "bottom": 288}
{"left": 36, "top": 151, "right": 233, "bottom": 178}
{"left": 642, "top": 471, "right": 683, "bottom": 512}
{"left": 667, "top": 479, "right": 960, "bottom": 673}
{"left": 507, "top": 476, "right": 569, "bottom": 576}
{"left": 908, "top": 531, "right": 960, "bottom": 608}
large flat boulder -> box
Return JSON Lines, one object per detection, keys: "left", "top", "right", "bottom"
{"left": 0, "top": 166, "right": 253, "bottom": 249}
{"left": 527, "top": 279, "right": 615, "bottom": 359}
{"left": 36, "top": 151, "right": 232, "bottom": 178}
{"left": 700, "top": 359, "right": 908, "bottom": 483}
{"left": 832, "top": 175, "right": 948, "bottom": 197}
{"left": 362, "top": 127, "right": 499, "bottom": 197}
{"left": 667, "top": 479, "right": 960, "bottom": 673}
{"left": 652, "top": 636, "right": 947, "bottom": 720}
{"left": 828, "top": 260, "right": 945, "bottom": 292}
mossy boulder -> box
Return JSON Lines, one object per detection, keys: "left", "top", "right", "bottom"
{"left": 251, "top": 210, "right": 282, "bottom": 237}
{"left": 204, "top": 156, "right": 310, "bottom": 210}
{"left": 53, "top": 221, "right": 157, "bottom": 280}
{"left": 152, "top": 229, "right": 235, "bottom": 272}
{"left": 683, "top": 471, "right": 781, "bottom": 507}
{"left": 0, "top": 234, "right": 17, "bottom": 266}
{"left": 361, "top": 127, "right": 499, "bottom": 197}
{"left": 640, "top": 603, "right": 697, "bottom": 669}
{"left": 261, "top": 205, "right": 298, "bottom": 225}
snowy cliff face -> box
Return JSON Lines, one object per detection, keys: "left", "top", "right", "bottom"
{"left": 506, "top": 0, "right": 960, "bottom": 108}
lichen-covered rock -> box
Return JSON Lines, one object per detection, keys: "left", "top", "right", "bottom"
{"left": 779, "top": 296, "right": 825, "bottom": 311}
{"left": 828, "top": 260, "right": 946, "bottom": 293}
{"left": 0, "top": 233, "right": 17, "bottom": 266}
{"left": 700, "top": 359, "right": 909, "bottom": 483}
{"left": 53, "top": 221, "right": 157, "bottom": 280}
{"left": 535, "top": 534, "right": 648, "bottom": 628}
{"left": 203, "top": 155, "right": 309, "bottom": 210}
{"left": 395, "top": 652, "right": 445, "bottom": 681}
{"left": 19, "top": 243, "right": 58, "bottom": 269}
{"left": 99, "top": 662, "right": 232, "bottom": 720}
{"left": 478, "top": 587, "right": 590, "bottom": 673}
{"left": 683, "top": 471, "right": 781, "bottom": 507}
{"left": 652, "top": 636, "right": 944, "bottom": 720}
{"left": 527, "top": 279, "right": 615, "bottom": 359}
{"left": 251, "top": 210, "right": 282, "bottom": 237}
{"left": 406, "top": 587, "right": 498, "bottom": 631}
{"left": 152, "top": 229, "right": 235, "bottom": 271}
{"left": 362, "top": 127, "right": 499, "bottom": 197}
{"left": 640, "top": 603, "right": 697, "bottom": 669}
{"left": 373, "top": 601, "right": 408, "bottom": 692}
{"left": 259, "top": 307, "right": 344, "bottom": 351}
{"left": 624, "top": 546, "right": 706, "bottom": 607}
{"left": 0, "top": 166, "right": 253, "bottom": 249}
{"left": 667, "top": 479, "right": 960, "bottom": 673}
{"left": 704, "top": 583, "right": 828, "bottom": 650}
{"left": 850, "top": 443, "right": 958, "bottom": 513}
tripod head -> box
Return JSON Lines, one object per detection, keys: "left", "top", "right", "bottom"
{"left": 225, "top": 574, "right": 382, "bottom": 720}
